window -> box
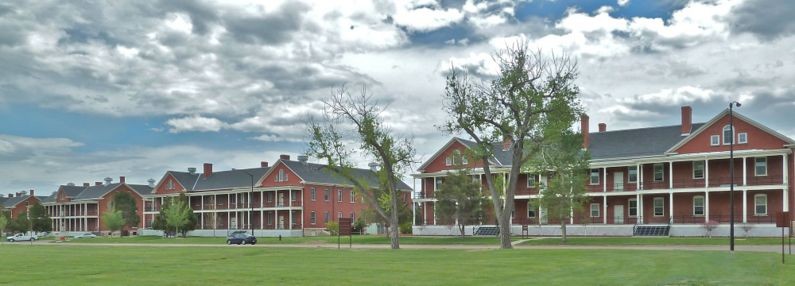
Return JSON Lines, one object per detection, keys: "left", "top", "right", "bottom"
{"left": 590, "top": 169, "right": 599, "bottom": 185}
{"left": 337, "top": 211, "right": 343, "bottom": 219}
{"left": 291, "top": 190, "right": 297, "bottom": 201}
{"left": 337, "top": 190, "right": 342, "bottom": 202}
{"left": 722, "top": 124, "right": 733, "bottom": 145}
{"left": 461, "top": 156, "right": 468, "bottom": 165}
{"left": 267, "top": 192, "right": 273, "bottom": 203}
{"left": 693, "top": 161, "right": 705, "bottom": 179}
{"left": 590, "top": 203, "right": 600, "bottom": 218}
{"left": 628, "top": 199, "right": 637, "bottom": 217}
{"left": 527, "top": 206, "right": 536, "bottom": 218}
{"left": 653, "top": 197, "right": 664, "bottom": 216}
{"left": 628, "top": 167, "right": 637, "bottom": 183}
{"left": 738, "top": 132, "right": 747, "bottom": 144}
{"left": 311, "top": 188, "right": 316, "bottom": 201}
{"left": 710, "top": 135, "right": 720, "bottom": 146}
{"left": 445, "top": 156, "right": 452, "bottom": 166}
{"left": 324, "top": 211, "right": 329, "bottom": 223}
{"left": 693, "top": 196, "right": 705, "bottom": 216}
{"left": 754, "top": 194, "right": 767, "bottom": 215}
{"left": 323, "top": 189, "right": 329, "bottom": 201}
{"left": 447, "top": 150, "right": 467, "bottom": 166}
{"left": 435, "top": 178, "right": 443, "bottom": 191}
{"left": 351, "top": 212, "right": 355, "bottom": 221}
{"left": 755, "top": 157, "right": 767, "bottom": 176}
{"left": 276, "top": 169, "right": 288, "bottom": 182}
{"left": 653, "top": 164, "right": 664, "bottom": 182}
{"left": 310, "top": 211, "right": 316, "bottom": 224}
{"left": 350, "top": 190, "right": 355, "bottom": 203}
{"left": 526, "top": 174, "right": 537, "bottom": 188}
{"left": 167, "top": 180, "right": 174, "bottom": 190}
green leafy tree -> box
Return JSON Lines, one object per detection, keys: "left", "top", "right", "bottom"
{"left": 9, "top": 213, "right": 30, "bottom": 234}
{"left": 102, "top": 207, "right": 124, "bottom": 236}
{"left": 308, "top": 85, "right": 415, "bottom": 249}
{"left": 442, "top": 43, "right": 581, "bottom": 248}
{"left": 112, "top": 192, "right": 140, "bottom": 229}
{"left": 28, "top": 203, "right": 52, "bottom": 233}
{"left": 164, "top": 196, "right": 192, "bottom": 238}
{"left": 436, "top": 170, "right": 487, "bottom": 238}
{"left": 153, "top": 194, "right": 196, "bottom": 237}
{"left": 0, "top": 212, "right": 9, "bottom": 238}
{"left": 530, "top": 112, "right": 590, "bottom": 243}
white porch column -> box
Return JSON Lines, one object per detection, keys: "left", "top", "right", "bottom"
{"left": 668, "top": 161, "right": 673, "bottom": 189}
{"left": 783, "top": 154, "right": 789, "bottom": 212}
{"left": 705, "top": 159, "right": 710, "bottom": 188}
{"left": 705, "top": 191, "right": 710, "bottom": 223}
{"left": 423, "top": 201, "right": 427, "bottom": 225}
{"left": 636, "top": 163, "right": 641, "bottom": 190}
{"left": 639, "top": 194, "right": 644, "bottom": 224}
{"left": 669, "top": 192, "right": 674, "bottom": 224}
{"left": 742, "top": 190, "right": 748, "bottom": 223}
{"left": 603, "top": 167, "right": 607, "bottom": 192}
{"left": 743, "top": 157, "right": 747, "bottom": 186}
{"left": 603, "top": 195, "right": 607, "bottom": 224}
{"left": 274, "top": 209, "right": 278, "bottom": 229}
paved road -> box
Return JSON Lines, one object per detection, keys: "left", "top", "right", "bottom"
{"left": 4, "top": 241, "right": 789, "bottom": 253}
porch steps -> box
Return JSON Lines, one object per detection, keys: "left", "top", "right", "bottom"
{"left": 633, "top": 225, "right": 670, "bottom": 236}
{"left": 474, "top": 226, "right": 499, "bottom": 236}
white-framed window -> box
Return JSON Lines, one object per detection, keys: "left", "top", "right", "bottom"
{"left": 337, "top": 190, "right": 342, "bottom": 202}
{"left": 692, "top": 161, "right": 705, "bottom": 179}
{"left": 337, "top": 211, "right": 343, "bottom": 219}
{"left": 310, "top": 211, "right": 316, "bottom": 225}
{"left": 462, "top": 156, "right": 468, "bottom": 165}
{"left": 628, "top": 199, "right": 638, "bottom": 217}
{"left": 590, "top": 169, "right": 600, "bottom": 185}
{"left": 445, "top": 156, "right": 452, "bottom": 166}
{"left": 653, "top": 164, "right": 664, "bottom": 182}
{"left": 310, "top": 188, "right": 316, "bottom": 201}
{"left": 447, "top": 150, "right": 467, "bottom": 166}
{"left": 755, "top": 157, "right": 767, "bottom": 176}
{"left": 693, "top": 195, "right": 705, "bottom": 216}
{"left": 350, "top": 190, "right": 355, "bottom": 203}
{"left": 167, "top": 180, "right": 174, "bottom": 190}
{"left": 722, "top": 124, "right": 733, "bottom": 145}
{"left": 628, "top": 167, "right": 637, "bottom": 183}
{"left": 738, "top": 132, "right": 748, "bottom": 144}
{"left": 323, "top": 189, "right": 329, "bottom": 201}
{"left": 590, "top": 203, "right": 600, "bottom": 218}
{"left": 435, "top": 178, "right": 443, "bottom": 191}
{"left": 754, "top": 194, "right": 767, "bottom": 216}
{"left": 527, "top": 206, "right": 536, "bottom": 218}
{"left": 276, "top": 169, "right": 288, "bottom": 182}
{"left": 324, "top": 211, "right": 330, "bottom": 223}
{"left": 653, "top": 197, "right": 664, "bottom": 217}
{"left": 291, "top": 190, "right": 298, "bottom": 201}
{"left": 710, "top": 135, "right": 720, "bottom": 146}
{"left": 526, "top": 174, "right": 537, "bottom": 188}
{"left": 267, "top": 192, "right": 273, "bottom": 203}
{"left": 351, "top": 212, "right": 355, "bottom": 221}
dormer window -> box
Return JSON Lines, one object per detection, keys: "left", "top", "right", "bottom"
{"left": 276, "top": 169, "right": 288, "bottom": 182}
{"left": 167, "top": 180, "right": 174, "bottom": 190}
{"left": 738, "top": 132, "right": 747, "bottom": 144}
{"left": 722, "top": 124, "right": 734, "bottom": 145}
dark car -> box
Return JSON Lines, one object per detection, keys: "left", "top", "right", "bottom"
{"left": 226, "top": 232, "right": 257, "bottom": 245}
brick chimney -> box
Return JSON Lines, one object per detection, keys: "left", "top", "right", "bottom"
{"left": 8, "top": 193, "right": 13, "bottom": 198}
{"left": 681, "top": 106, "right": 692, "bottom": 136}
{"left": 83, "top": 182, "right": 90, "bottom": 187}
{"left": 279, "top": 154, "right": 291, "bottom": 160}
{"left": 203, "top": 163, "right": 213, "bottom": 178}
{"left": 29, "top": 189, "right": 34, "bottom": 197}
{"left": 95, "top": 181, "right": 102, "bottom": 186}
{"left": 261, "top": 161, "right": 269, "bottom": 168}
{"left": 581, "top": 114, "right": 590, "bottom": 148}
{"left": 119, "top": 176, "right": 126, "bottom": 184}
{"left": 502, "top": 135, "right": 512, "bottom": 151}
{"left": 598, "top": 123, "right": 607, "bottom": 132}
{"left": 16, "top": 192, "right": 21, "bottom": 197}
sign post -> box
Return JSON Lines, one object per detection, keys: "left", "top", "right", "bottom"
{"left": 776, "top": 212, "right": 789, "bottom": 264}
{"left": 338, "top": 218, "right": 353, "bottom": 249}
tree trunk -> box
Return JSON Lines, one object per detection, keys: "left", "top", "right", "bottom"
{"left": 459, "top": 223, "right": 465, "bottom": 238}
{"left": 561, "top": 220, "right": 567, "bottom": 243}
{"left": 389, "top": 191, "right": 400, "bottom": 249}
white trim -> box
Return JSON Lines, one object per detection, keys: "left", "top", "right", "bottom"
{"left": 653, "top": 197, "right": 665, "bottom": 217}
{"left": 590, "top": 203, "right": 600, "bottom": 218}
{"left": 628, "top": 198, "right": 638, "bottom": 217}
{"left": 653, "top": 163, "right": 664, "bottom": 182}
{"left": 710, "top": 135, "right": 720, "bottom": 146}
{"left": 692, "top": 195, "right": 705, "bottom": 216}
{"left": 753, "top": 194, "right": 767, "bottom": 216}
{"left": 722, "top": 124, "right": 734, "bottom": 145}
{"left": 589, "top": 169, "right": 600, "bottom": 185}
{"left": 627, "top": 166, "right": 637, "bottom": 183}
{"left": 738, "top": 132, "right": 748, "bottom": 144}
{"left": 667, "top": 109, "right": 795, "bottom": 153}
{"left": 754, "top": 157, "right": 768, "bottom": 177}
{"left": 692, "top": 160, "right": 705, "bottom": 179}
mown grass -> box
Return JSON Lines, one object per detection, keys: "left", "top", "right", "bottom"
{"left": 0, "top": 245, "right": 792, "bottom": 285}
{"left": 518, "top": 236, "right": 787, "bottom": 246}
{"left": 62, "top": 235, "right": 511, "bottom": 245}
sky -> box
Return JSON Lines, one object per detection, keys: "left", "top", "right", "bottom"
{"left": 1, "top": 0, "right": 794, "bottom": 196}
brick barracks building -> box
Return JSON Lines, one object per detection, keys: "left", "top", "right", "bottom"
{"left": 412, "top": 106, "right": 794, "bottom": 237}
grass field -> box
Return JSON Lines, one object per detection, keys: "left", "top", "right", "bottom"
{"left": 518, "top": 236, "right": 786, "bottom": 246}
{"left": 1, "top": 245, "right": 793, "bottom": 285}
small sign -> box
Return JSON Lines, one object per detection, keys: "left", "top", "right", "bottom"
{"left": 338, "top": 218, "right": 353, "bottom": 236}
{"left": 776, "top": 212, "right": 790, "bottom": 228}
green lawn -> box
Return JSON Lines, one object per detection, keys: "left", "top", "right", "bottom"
{"left": 518, "top": 236, "right": 786, "bottom": 246}
{"left": 62, "top": 235, "right": 511, "bottom": 245}
{"left": 1, "top": 245, "right": 793, "bottom": 285}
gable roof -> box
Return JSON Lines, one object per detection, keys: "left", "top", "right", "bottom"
{"left": 192, "top": 167, "right": 270, "bottom": 192}
{"left": 37, "top": 195, "right": 55, "bottom": 204}
{"left": 59, "top": 185, "right": 88, "bottom": 199}
{"left": 589, "top": 123, "right": 705, "bottom": 160}
{"left": 280, "top": 160, "right": 413, "bottom": 191}
{"left": 417, "top": 137, "right": 511, "bottom": 171}
{"left": 666, "top": 109, "right": 795, "bottom": 153}
{"left": 73, "top": 183, "right": 152, "bottom": 201}
{"left": 2, "top": 195, "right": 35, "bottom": 208}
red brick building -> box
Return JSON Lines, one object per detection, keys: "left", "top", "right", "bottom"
{"left": 40, "top": 177, "right": 153, "bottom": 234}
{"left": 1, "top": 190, "right": 41, "bottom": 220}
{"left": 142, "top": 155, "right": 412, "bottom": 237}
{"left": 413, "top": 107, "right": 794, "bottom": 237}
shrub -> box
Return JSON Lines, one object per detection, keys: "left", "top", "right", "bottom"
{"left": 352, "top": 218, "right": 367, "bottom": 234}
{"left": 399, "top": 221, "right": 412, "bottom": 234}
{"left": 325, "top": 221, "right": 339, "bottom": 236}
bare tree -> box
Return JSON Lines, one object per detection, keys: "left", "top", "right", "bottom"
{"left": 308, "top": 85, "right": 415, "bottom": 249}
{"left": 442, "top": 43, "right": 581, "bottom": 249}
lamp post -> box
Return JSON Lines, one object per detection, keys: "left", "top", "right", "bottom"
{"left": 243, "top": 171, "right": 255, "bottom": 236}
{"left": 729, "top": 101, "right": 741, "bottom": 252}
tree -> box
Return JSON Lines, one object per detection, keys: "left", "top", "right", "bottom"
{"left": 0, "top": 212, "right": 9, "bottom": 238}
{"left": 8, "top": 213, "right": 30, "bottom": 234}
{"left": 436, "top": 170, "right": 487, "bottom": 238}
{"left": 28, "top": 203, "right": 52, "bottom": 233}
{"left": 112, "top": 192, "right": 140, "bottom": 229}
{"left": 530, "top": 119, "right": 589, "bottom": 243}
{"left": 164, "top": 195, "right": 192, "bottom": 238}
{"left": 442, "top": 43, "right": 581, "bottom": 248}
{"left": 102, "top": 207, "right": 124, "bottom": 236}
{"left": 308, "top": 85, "right": 415, "bottom": 249}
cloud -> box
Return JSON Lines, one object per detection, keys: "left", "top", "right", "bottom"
{"left": 166, "top": 115, "right": 227, "bottom": 133}
{"left": 730, "top": 0, "right": 795, "bottom": 40}
{"left": 618, "top": 0, "right": 630, "bottom": 7}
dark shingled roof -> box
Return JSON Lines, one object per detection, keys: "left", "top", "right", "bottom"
{"left": 192, "top": 167, "right": 270, "bottom": 192}
{"left": 60, "top": 185, "right": 88, "bottom": 199}
{"left": 2, "top": 195, "right": 33, "bottom": 208}
{"left": 282, "top": 160, "right": 413, "bottom": 190}
{"left": 37, "top": 195, "right": 55, "bottom": 204}
{"left": 456, "top": 138, "right": 513, "bottom": 166}
{"left": 589, "top": 123, "right": 704, "bottom": 160}
{"left": 73, "top": 183, "right": 153, "bottom": 201}
{"left": 168, "top": 171, "right": 201, "bottom": 191}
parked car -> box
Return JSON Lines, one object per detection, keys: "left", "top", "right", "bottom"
{"left": 226, "top": 232, "right": 257, "bottom": 245}
{"left": 73, "top": 233, "right": 97, "bottom": 239}
{"left": 6, "top": 233, "right": 38, "bottom": 242}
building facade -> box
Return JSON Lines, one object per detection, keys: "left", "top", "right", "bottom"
{"left": 142, "top": 155, "right": 412, "bottom": 237}
{"left": 413, "top": 106, "right": 794, "bottom": 237}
